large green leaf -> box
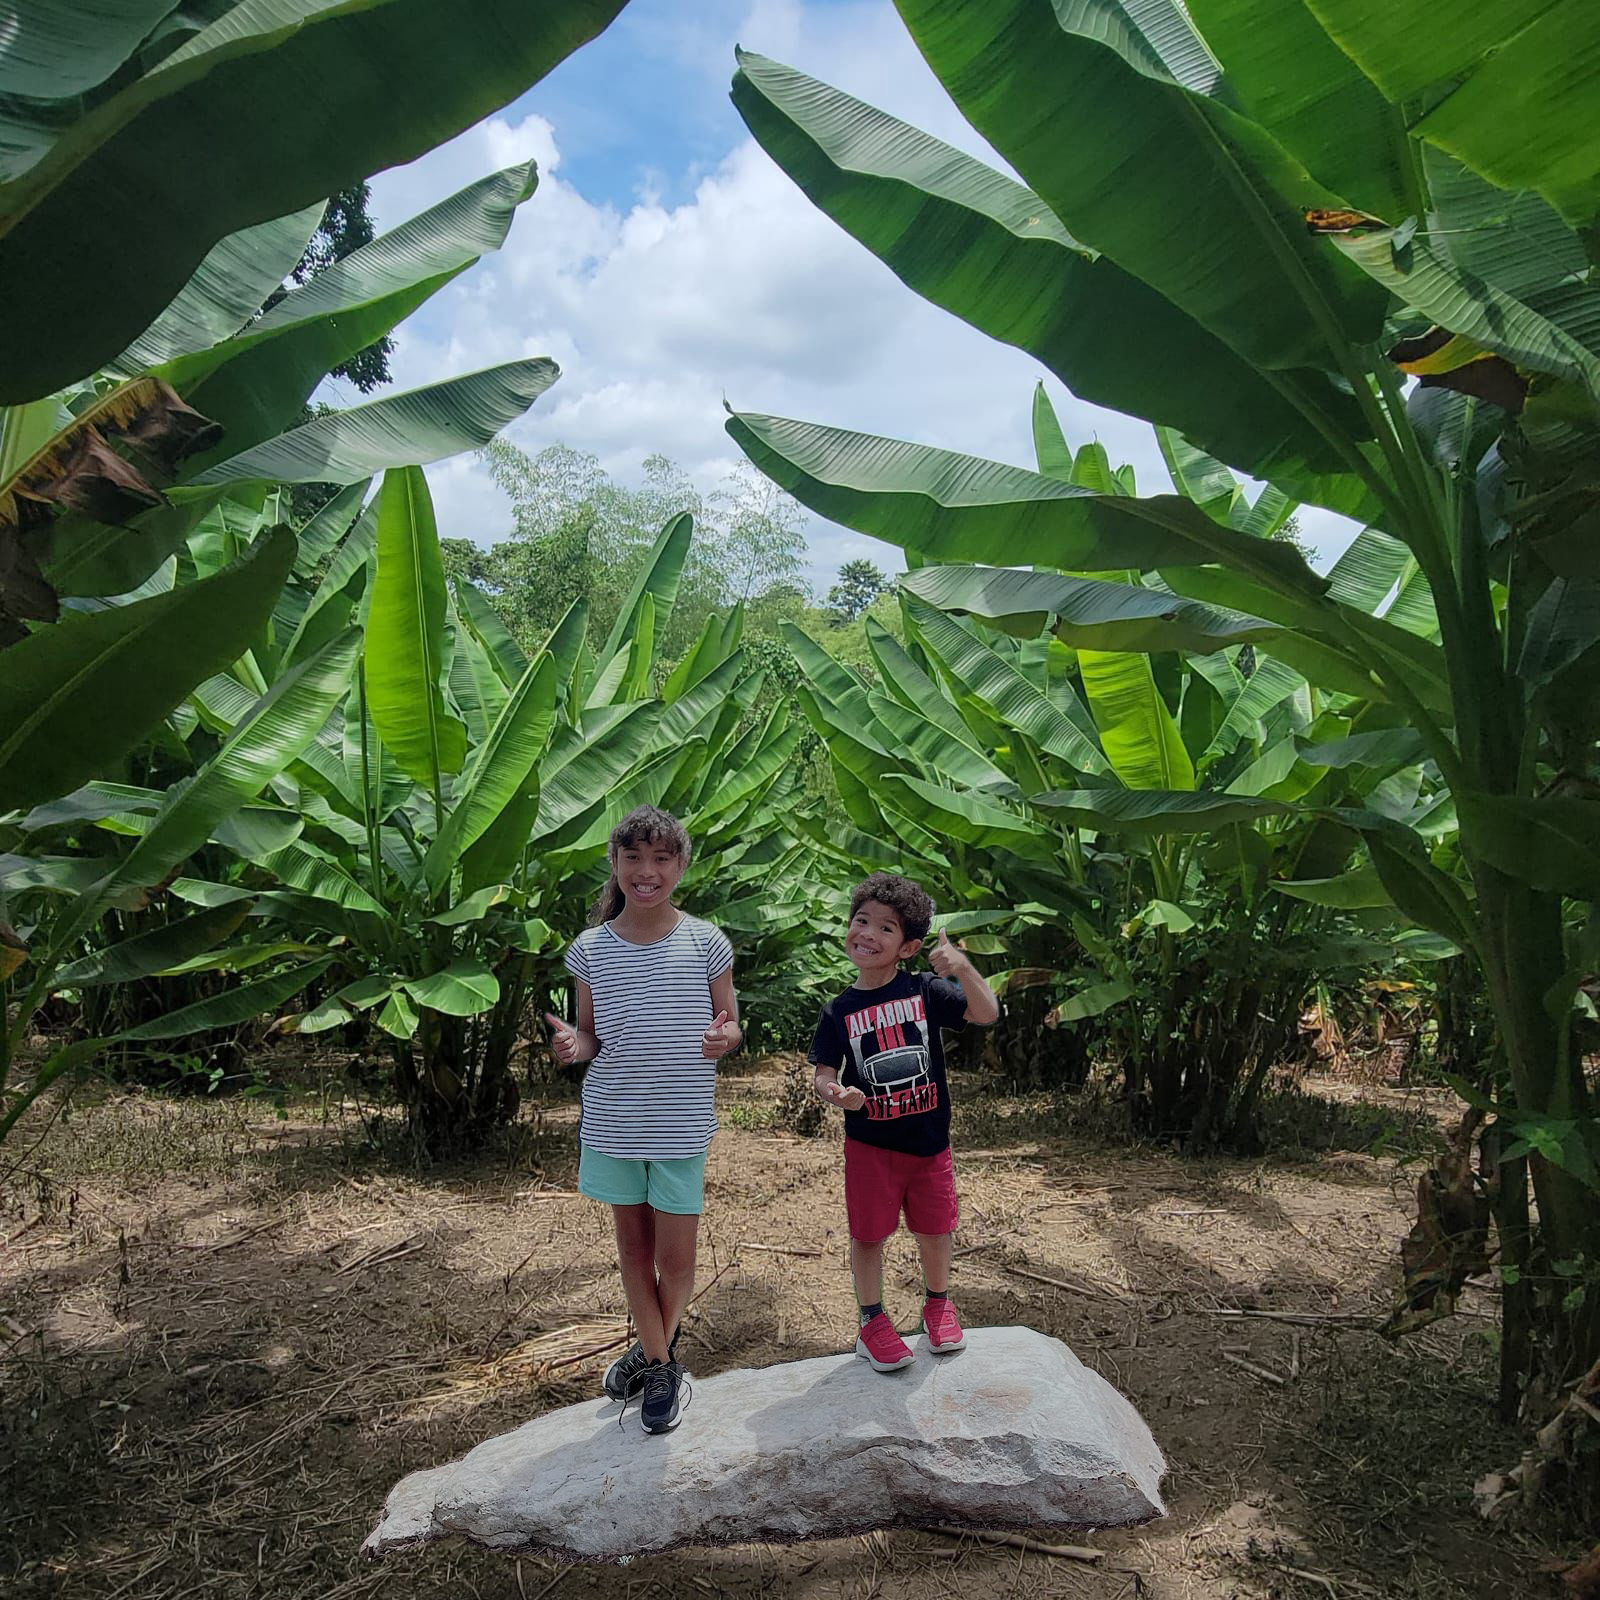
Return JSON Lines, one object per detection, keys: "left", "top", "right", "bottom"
{"left": 0, "top": 526, "right": 295, "bottom": 813}
{"left": 0, "top": 2, "right": 179, "bottom": 102}
{"left": 727, "top": 412, "right": 1326, "bottom": 595}
{"left": 864, "top": 691, "right": 1011, "bottom": 792}
{"left": 448, "top": 613, "right": 510, "bottom": 745}
{"left": 187, "top": 360, "right": 560, "bottom": 488}
{"left": 252, "top": 840, "right": 385, "bottom": 916}
{"left": 865, "top": 614, "right": 996, "bottom": 761}
{"left": 119, "top": 958, "right": 334, "bottom": 1040}
{"left": 1032, "top": 786, "right": 1289, "bottom": 833}
{"left": 1362, "top": 826, "right": 1479, "bottom": 950}
{"left": 731, "top": 51, "right": 1374, "bottom": 511}
{"left": 1204, "top": 655, "right": 1305, "bottom": 761}
{"left": 599, "top": 511, "right": 692, "bottom": 664}
{"left": 108, "top": 628, "right": 363, "bottom": 900}
{"left": 1077, "top": 648, "right": 1194, "bottom": 791}
{"left": 1458, "top": 793, "right": 1600, "bottom": 900}
{"left": 1186, "top": 0, "right": 1414, "bottom": 220}
{"left": 1307, "top": 0, "right": 1600, "bottom": 227}
{"left": 425, "top": 651, "right": 557, "bottom": 895}
{"left": 53, "top": 903, "right": 250, "bottom": 989}
{"left": 365, "top": 466, "right": 467, "bottom": 788}
{"left": 894, "top": 0, "right": 1388, "bottom": 372}
{"left": 404, "top": 958, "right": 500, "bottom": 1017}
{"left": 292, "top": 479, "right": 370, "bottom": 576}
{"left": 165, "top": 163, "right": 540, "bottom": 469}
{"left": 110, "top": 203, "right": 325, "bottom": 375}
{"left": 904, "top": 563, "right": 1276, "bottom": 653}
{"left": 1331, "top": 230, "right": 1600, "bottom": 403}
{"left": 456, "top": 577, "right": 531, "bottom": 687}
{"left": 284, "top": 501, "right": 377, "bottom": 669}
{"left": 1156, "top": 427, "right": 1242, "bottom": 524}
{"left": 901, "top": 594, "right": 1110, "bottom": 774}
{"left": 1272, "top": 864, "right": 1393, "bottom": 909}
{"left": 883, "top": 775, "right": 1051, "bottom": 858}
{"left": 528, "top": 703, "right": 662, "bottom": 844}
{"left": 0, "top": 0, "right": 629, "bottom": 401}
{"left": 1421, "top": 147, "right": 1586, "bottom": 303}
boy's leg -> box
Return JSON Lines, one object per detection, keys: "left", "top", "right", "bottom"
{"left": 911, "top": 1229, "right": 953, "bottom": 1294}
{"left": 906, "top": 1148, "right": 965, "bottom": 1352}
{"left": 850, "top": 1236, "right": 886, "bottom": 1314}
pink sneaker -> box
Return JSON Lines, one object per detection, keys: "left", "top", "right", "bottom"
{"left": 855, "top": 1311, "right": 915, "bottom": 1372}
{"left": 922, "top": 1297, "right": 966, "bottom": 1353}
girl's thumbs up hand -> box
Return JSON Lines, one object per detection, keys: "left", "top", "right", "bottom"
{"left": 702, "top": 1008, "right": 736, "bottom": 1060}
{"left": 928, "top": 926, "right": 964, "bottom": 978}
{"left": 546, "top": 1012, "right": 580, "bottom": 1065}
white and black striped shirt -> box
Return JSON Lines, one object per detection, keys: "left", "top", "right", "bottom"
{"left": 564, "top": 914, "right": 734, "bottom": 1160}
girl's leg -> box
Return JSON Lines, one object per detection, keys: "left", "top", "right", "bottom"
{"left": 612, "top": 1203, "right": 671, "bottom": 1362}
{"left": 850, "top": 1236, "right": 886, "bottom": 1311}
{"left": 911, "top": 1230, "right": 953, "bottom": 1294}
{"left": 652, "top": 1210, "right": 700, "bottom": 1358}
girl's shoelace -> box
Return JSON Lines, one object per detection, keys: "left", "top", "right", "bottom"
{"left": 617, "top": 1365, "right": 693, "bottom": 1431}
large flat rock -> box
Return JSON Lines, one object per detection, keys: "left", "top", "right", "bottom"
{"left": 365, "top": 1325, "right": 1166, "bottom": 1563}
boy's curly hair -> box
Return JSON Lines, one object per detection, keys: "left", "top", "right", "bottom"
{"left": 850, "top": 872, "right": 935, "bottom": 945}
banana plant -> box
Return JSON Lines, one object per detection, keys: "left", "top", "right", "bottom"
{"left": 784, "top": 394, "right": 1438, "bottom": 1132}
{"left": 1, "top": 146, "right": 588, "bottom": 1140}
{"left": 1, "top": 158, "right": 559, "bottom": 821}
{"left": 728, "top": 2, "right": 1600, "bottom": 1417}
{"left": 86, "top": 471, "right": 805, "bottom": 1148}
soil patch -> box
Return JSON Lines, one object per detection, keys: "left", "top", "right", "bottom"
{"left": 0, "top": 1064, "right": 1558, "bottom": 1598}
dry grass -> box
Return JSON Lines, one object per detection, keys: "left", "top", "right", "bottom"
{"left": 0, "top": 1061, "right": 1571, "bottom": 1599}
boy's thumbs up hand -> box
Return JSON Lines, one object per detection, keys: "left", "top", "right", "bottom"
{"left": 928, "top": 926, "right": 963, "bottom": 978}
{"left": 545, "top": 1012, "right": 580, "bottom": 1065}
{"left": 702, "top": 1008, "right": 736, "bottom": 1060}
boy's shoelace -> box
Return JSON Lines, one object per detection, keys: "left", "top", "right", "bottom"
{"left": 618, "top": 1364, "right": 693, "bottom": 1431}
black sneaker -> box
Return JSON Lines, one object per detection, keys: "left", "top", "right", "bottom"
{"left": 639, "top": 1360, "right": 686, "bottom": 1434}
{"left": 603, "top": 1329, "right": 679, "bottom": 1401}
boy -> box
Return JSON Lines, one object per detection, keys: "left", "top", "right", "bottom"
{"left": 808, "top": 872, "right": 1000, "bottom": 1371}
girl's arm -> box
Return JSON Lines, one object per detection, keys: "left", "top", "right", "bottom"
{"left": 701, "top": 969, "right": 742, "bottom": 1059}
{"left": 547, "top": 978, "right": 601, "bottom": 1065}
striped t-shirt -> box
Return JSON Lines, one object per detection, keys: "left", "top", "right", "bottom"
{"left": 564, "top": 914, "right": 734, "bottom": 1160}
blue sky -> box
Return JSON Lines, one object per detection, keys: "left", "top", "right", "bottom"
{"left": 358, "top": 0, "right": 1357, "bottom": 592}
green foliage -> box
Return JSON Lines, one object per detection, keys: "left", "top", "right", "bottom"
{"left": 730, "top": 0, "right": 1600, "bottom": 1406}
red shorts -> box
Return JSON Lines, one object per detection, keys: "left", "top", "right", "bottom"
{"left": 844, "top": 1140, "right": 959, "bottom": 1244}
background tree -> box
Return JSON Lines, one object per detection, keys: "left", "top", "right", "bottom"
{"left": 826, "top": 557, "right": 890, "bottom": 625}
{"left": 710, "top": 458, "right": 808, "bottom": 600}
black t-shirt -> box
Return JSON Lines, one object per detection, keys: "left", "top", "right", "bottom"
{"left": 807, "top": 970, "right": 969, "bottom": 1157}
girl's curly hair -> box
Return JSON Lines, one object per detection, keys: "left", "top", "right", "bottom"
{"left": 589, "top": 805, "right": 692, "bottom": 925}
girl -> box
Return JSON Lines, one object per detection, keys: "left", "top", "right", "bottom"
{"left": 546, "top": 804, "right": 739, "bottom": 1435}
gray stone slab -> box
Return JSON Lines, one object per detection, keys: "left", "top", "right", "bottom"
{"left": 364, "top": 1324, "right": 1166, "bottom": 1563}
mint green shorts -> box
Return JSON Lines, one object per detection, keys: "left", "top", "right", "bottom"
{"left": 578, "top": 1144, "right": 707, "bottom": 1215}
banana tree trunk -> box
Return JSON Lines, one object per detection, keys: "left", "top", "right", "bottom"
{"left": 1475, "top": 866, "right": 1600, "bottom": 1390}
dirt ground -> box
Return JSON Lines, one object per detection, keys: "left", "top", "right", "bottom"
{"left": 0, "top": 1059, "right": 1568, "bottom": 1600}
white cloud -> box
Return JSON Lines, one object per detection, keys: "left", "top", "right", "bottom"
{"left": 359, "top": 0, "right": 1356, "bottom": 593}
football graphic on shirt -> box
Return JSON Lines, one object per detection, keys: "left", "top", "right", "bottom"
{"left": 856, "top": 1042, "right": 930, "bottom": 1094}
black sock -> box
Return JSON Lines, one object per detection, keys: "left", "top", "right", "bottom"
{"left": 859, "top": 1301, "right": 884, "bottom": 1324}
{"left": 925, "top": 1288, "right": 949, "bottom": 1302}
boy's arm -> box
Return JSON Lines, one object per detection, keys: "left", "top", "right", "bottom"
{"left": 928, "top": 929, "right": 1000, "bottom": 1026}
{"left": 813, "top": 1063, "right": 864, "bottom": 1110}
{"left": 809, "top": 1004, "right": 864, "bottom": 1109}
